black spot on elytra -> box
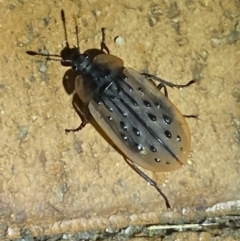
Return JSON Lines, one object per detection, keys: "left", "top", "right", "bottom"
{"left": 121, "top": 133, "right": 128, "bottom": 140}
{"left": 120, "top": 121, "right": 128, "bottom": 130}
{"left": 163, "top": 114, "right": 171, "bottom": 124}
{"left": 165, "top": 130, "right": 172, "bottom": 138}
{"left": 155, "top": 102, "right": 162, "bottom": 108}
{"left": 138, "top": 87, "right": 144, "bottom": 93}
{"left": 148, "top": 113, "right": 157, "bottom": 121}
{"left": 135, "top": 143, "right": 143, "bottom": 151}
{"left": 150, "top": 146, "right": 157, "bottom": 152}
{"left": 122, "top": 111, "right": 127, "bottom": 117}
{"left": 143, "top": 100, "right": 151, "bottom": 107}
{"left": 133, "top": 127, "right": 141, "bottom": 136}
{"left": 155, "top": 158, "right": 161, "bottom": 162}
{"left": 130, "top": 99, "right": 138, "bottom": 106}
{"left": 177, "top": 135, "right": 181, "bottom": 142}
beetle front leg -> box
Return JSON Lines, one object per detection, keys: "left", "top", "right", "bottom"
{"left": 100, "top": 28, "right": 110, "bottom": 54}
{"left": 65, "top": 94, "right": 90, "bottom": 134}
{"left": 65, "top": 121, "right": 87, "bottom": 133}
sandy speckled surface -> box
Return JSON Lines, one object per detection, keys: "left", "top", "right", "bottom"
{"left": 0, "top": 0, "right": 239, "bottom": 240}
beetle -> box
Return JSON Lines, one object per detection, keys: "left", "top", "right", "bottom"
{"left": 26, "top": 10, "right": 195, "bottom": 209}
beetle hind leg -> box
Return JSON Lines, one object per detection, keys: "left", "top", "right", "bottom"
{"left": 124, "top": 158, "right": 171, "bottom": 209}
{"left": 183, "top": 114, "right": 199, "bottom": 119}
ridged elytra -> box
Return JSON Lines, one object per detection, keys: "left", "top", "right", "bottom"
{"left": 26, "top": 10, "right": 196, "bottom": 209}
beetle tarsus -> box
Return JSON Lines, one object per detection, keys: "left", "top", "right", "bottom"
{"left": 65, "top": 122, "right": 87, "bottom": 134}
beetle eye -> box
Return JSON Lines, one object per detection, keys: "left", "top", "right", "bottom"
{"left": 61, "top": 59, "right": 72, "bottom": 67}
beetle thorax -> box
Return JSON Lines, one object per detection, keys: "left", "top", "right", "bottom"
{"left": 72, "top": 54, "right": 90, "bottom": 71}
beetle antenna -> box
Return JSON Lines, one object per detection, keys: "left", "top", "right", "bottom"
{"left": 61, "top": 9, "right": 70, "bottom": 48}
{"left": 26, "top": 51, "right": 62, "bottom": 62}
{"left": 73, "top": 15, "right": 80, "bottom": 50}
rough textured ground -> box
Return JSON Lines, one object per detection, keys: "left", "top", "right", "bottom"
{"left": 0, "top": 0, "right": 239, "bottom": 240}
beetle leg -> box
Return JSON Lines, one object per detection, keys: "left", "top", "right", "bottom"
{"left": 65, "top": 122, "right": 87, "bottom": 133}
{"left": 141, "top": 72, "right": 196, "bottom": 89}
{"left": 65, "top": 94, "right": 89, "bottom": 134}
{"left": 145, "top": 78, "right": 169, "bottom": 98}
{"left": 156, "top": 83, "right": 168, "bottom": 98}
{"left": 183, "top": 114, "right": 199, "bottom": 119}
{"left": 124, "top": 158, "right": 171, "bottom": 209}
{"left": 100, "top": 28, "right": 110, "bottom": 54}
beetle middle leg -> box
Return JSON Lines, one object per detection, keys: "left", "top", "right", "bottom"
{"left": 155, "top": 82, "right": 199, "bottom": 119}
{"left": 65, "top": 94, "right": 90, "bottom": 133}
{"left": 142, "top": 72, "right": 195, "bottom": 89}
{"left": 145, "top": 74, "right": 198, "bottom": 119}
{"left": 157, "top": 83, "right": 198, "bottom": 119}
{"left": 156, "top": 83, "right": 169, "bottom": 98}
{"left": 124, "top": 158, "right": 171, "bottom": 209}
